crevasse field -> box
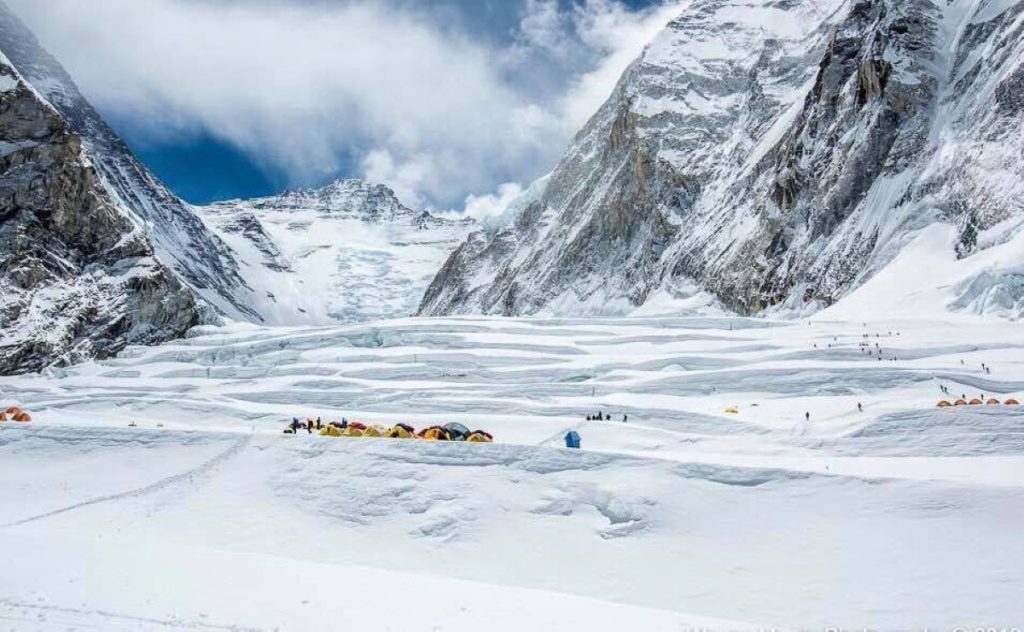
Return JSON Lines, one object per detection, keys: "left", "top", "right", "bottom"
{"left": 2, "top": 308, "right": 1023, "bottom": 629}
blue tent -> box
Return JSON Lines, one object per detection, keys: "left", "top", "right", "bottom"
{"left": 565, "top": 431, "right": 581, "bottom": 449}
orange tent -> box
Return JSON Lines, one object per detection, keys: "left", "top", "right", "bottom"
{"left": 986, "top": 398, "right": 1001, "bottom": 405}
{"left": 0, "top": 412, "right": 7, "bottom": 422}
{"left": 969, "top": 398, "right": 983, "bottom": 405}
{"left": 1005, "top": 399, "right": 1020, "bottom": 406}
{"left": 5, "top": 406, "right": 22, "bottom": 416}
{"left": 418, "top": 426, "right": 450, "bottom": 441}
{"left": 13, "top": 412, "right": 31, "bottom": 423}
{"left": 936, "top": 400, "right": 952, "bottom": 408}
{"left": 954, "top": 399, "right": 968, "bottom": 406}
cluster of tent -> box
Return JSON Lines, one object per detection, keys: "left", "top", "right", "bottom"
{"left": 0, "top": 406, "right": 32, "bottom": 423}
{"left": 300, "top": 420, "right": 494, "bottom": 443}
{"left": 937, "top": 397, "right": 1020, "bottom": 408}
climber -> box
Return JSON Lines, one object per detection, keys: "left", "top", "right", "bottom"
{"left": 805, "top": 412, "right": 810, "bottom": 422}
{"left": 623, "top": 414, "right": 628, "bottom": 423}
{"left": 316, "top": 417, "right": 323, "bottom": 430}
{"left": 857, "top": 402, "right": 863, "bottom": 413}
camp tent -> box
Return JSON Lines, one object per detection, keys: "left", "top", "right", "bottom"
{"left": 13, "top": 412, "right": 30, "bottom": 423}
{"left": 444, "top": 423, "right": 471, "bottom": 441}
{"left": 320, "top": 425, "right": 343, "bottom": 437}
{"left": 0, "top": 412, "right": 7, "bottom": 421}
{"left": 5, "top": 406, "right": 22, "bottom": 416}
{"left": 342, "top": 425, "right": 365, "bottom": 437}
{"left": 386, "top": 424, "right": 417, "bottom": 439}
{"left": 565, "top": 431, "right": 581, "bottom": 449}
{"left": 467, "top": 430, "right": 493, "bottom": 443}
{"left": 969, "top": 398, "right": 983, "bottom": 405}
{"left": 419, "top": 426, "right": 450, "bottom": 441}
{"left": 363, "top": 425, "right": 385, "bottom": 438}
{"left": 954, "top": 399, "right": 968, "bottom": 406}
{"left": 724, "top": 407, "right": 739, "bottom": 414}
{"left": 1005, "top": 399, "right": 1020, "bottom": 406}
{"left": 937, "top": 400, "right": 952, "bottom": 408}
{"left": 987, "top": 398, "right": 1001, "bottom": 405}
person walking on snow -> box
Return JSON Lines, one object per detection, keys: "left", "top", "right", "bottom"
{"left": 857, "top": 403, "right": 863, "bottom": 413}
{"left": 805, "top": 412, "right": 810, "bottom": 422}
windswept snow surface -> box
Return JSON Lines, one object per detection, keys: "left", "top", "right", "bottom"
{"left": 2, "top": 316, "right": 1024, "bottom": 629}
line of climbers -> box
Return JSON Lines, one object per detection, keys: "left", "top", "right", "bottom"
{"left": 585, "top": 411, "right": 628, "bottom": 423}
{"left": 284, "top": 417, "right": 493, "bottom": 443}
{"left": 0, "top": 405, "right": 33, "bottom": 423}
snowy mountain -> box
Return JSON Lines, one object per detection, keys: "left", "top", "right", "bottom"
{"left": 0, "top": 3, "right": 257, "bottom": 323}
{"left": 0, "top": 4, "right": 473, "bottom": 372}
{"left": 0, "top": 51, "right": 200, "bottom": 373}
{"left": 419, "top": 0, "right": 1024, "bottom": 319}
{"left": 197, "top": 180, "right": 476, "bottom": 325}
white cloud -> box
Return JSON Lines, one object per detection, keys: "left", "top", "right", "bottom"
{"left": 463, "top": 182, "right": 525, "bottom": 223}
{"left": 6, "top": 0, "right": 684, "bottom": 212}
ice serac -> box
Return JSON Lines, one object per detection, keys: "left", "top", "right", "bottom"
{"left": 0, "top": 2, "right": 257, "bottom": 323}
{"left": 198, "top": 180, "right": 476, "bottom": 324}
{"left": 0, "top": 55, "right": 199, "bottom": 374}
{"left": 419, "top": 0, "right": 1024, "bottom": 318}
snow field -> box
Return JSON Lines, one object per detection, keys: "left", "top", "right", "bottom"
{"left": 2, "top": 315, "right": 1023, "bottom": 629}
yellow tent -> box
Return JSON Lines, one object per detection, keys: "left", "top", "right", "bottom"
{"left": 363, "top": 425, "right": 385, "bottom": 438}
{"left": 724, "top": 407, "right": 739, "bottom": 414}
{"left": 342, "top": 426, "right": 365, "bottom": 437}
{"left": 386, "top": 424, "right": 416, "bottom": 439}
{"left": 466, "top": 430, "right": 493, "bottom": 443}
{"left": 954, "top": 399, "right": 968, "bottom": 406}
{"left": 320, "top": 425, "right": 343, "bottom": 437}
{"left": 936, "top": 400, "right": 952, "bottom": 408}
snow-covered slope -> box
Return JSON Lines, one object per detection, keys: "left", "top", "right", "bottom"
{"left": 198, "top": 180, "right": 476, "bottom": 325}
{"left": 0, "top": 2, "right": 258, "bottom": 323}
{"left": 420, "top": 0, "right": 1024, "bottom": 319}
{"left": 3, "top": 314, "right": 1023, "bottom": 628}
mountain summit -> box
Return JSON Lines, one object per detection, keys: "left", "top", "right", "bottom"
{"left": 198, "top": 180, "right": 475, "bottom": 325}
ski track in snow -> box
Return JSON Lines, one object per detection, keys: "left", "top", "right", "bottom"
{"left": 2, "top": 315, "right": 1023, "bottom": 629}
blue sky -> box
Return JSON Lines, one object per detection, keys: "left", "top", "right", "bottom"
{"left": 11, "top": 0, "right": 679, "bottom": 213}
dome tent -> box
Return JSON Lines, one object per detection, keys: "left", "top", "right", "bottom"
{"left": 386, "top": 423, "right": 417, "bottom": 439}
{"left": 467, "top": 430, "right": 493, "bottom": 443}
{"left": 444, "top": 423, "right": 471, "bottom": 441}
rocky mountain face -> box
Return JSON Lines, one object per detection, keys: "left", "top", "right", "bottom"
{"left": 198, "top": 180, "right": 476, "bottom": 324}
{"left": 0, "top": 54, "right": 199, "bottom": 373}
{"left": 0, "top": 2, "right": 258, "bottom": 323}
{"left": 419, "top": 0, "right": 1024, "bottom": 318}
